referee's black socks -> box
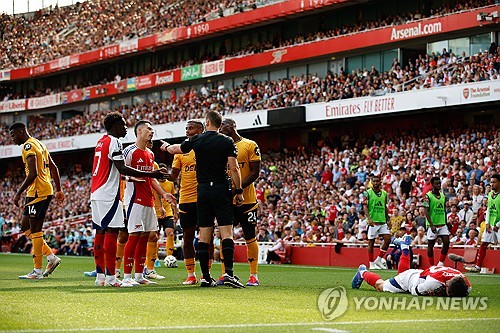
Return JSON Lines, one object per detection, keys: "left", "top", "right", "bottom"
{"left": 222, "top": 238, "right": 235, "bottom": 276}
{"left": 198, "top": 242, "right": 211, "bottom": 280}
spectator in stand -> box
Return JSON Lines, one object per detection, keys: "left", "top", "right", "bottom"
{"left": 412, "top": 226, "right": 428, "bottom": 246}
{"left": 414, "top": 206, "right": 427, "bottom": 229}
{"left": 464, "top": 228, "right": 479, "bottom": 246}
{"left": 447, "top": 204, "right": 460, "bottom": 234}
{"left": 450, "top": 228, "right": 465, "bottom": 246}
{"left": 400, "top": 173, "right": 413, "bottom": 198}
{"left": 464, "top": 220, "right": 479, "bottom": 236}
{"left": 341, "top": 231, "right": 357, "bottom": 243}
{"left": 458, "top": 202, "right": 474, "bottom": 226}
{"left": 321, "top": 165, "right": 333, "bottom": 185}
{"left": 471, "top": 185, "right": 484, "bottom": 213}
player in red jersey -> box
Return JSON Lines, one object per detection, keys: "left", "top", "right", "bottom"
{"left": 121, "top": 120, "right": 177, "bottom": 286}
{"left": 90, "top": 113, "right": 169, "bottom": 287}
{"left": 352, "top": 235, "right": 470, "bottom": 297}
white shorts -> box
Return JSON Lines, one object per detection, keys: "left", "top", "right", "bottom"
{"left": 427, "top": 225, "right": 450, "bottom": 240}
{"left": 126, "top": 204, "right": 158, "bottom": 233}
{"left": 481, "top": 230, "right": 497, "bottom": 244}
{"left": 91, "top": 200, "right": 125, "bottom": 229}
{"left": 368, "top": 224, "right": 391, "bottom": 240}
{"left": 382, "top": 269, "right": 421, "bottom": 293}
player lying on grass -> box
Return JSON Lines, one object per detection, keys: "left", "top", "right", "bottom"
{"left": 352, "top": 235, "right": 471, "bottom": 297}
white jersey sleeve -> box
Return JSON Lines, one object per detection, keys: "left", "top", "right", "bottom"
{"left": 412, "top": 276, "right": 446, "bottom": 296}
{"left": 110, "top": 137, "right": 124, "bottom": 161}
{"left": 123, "top": 144, "right": 136, "bottom": 166}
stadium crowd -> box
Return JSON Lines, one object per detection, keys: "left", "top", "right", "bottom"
{"left": 0, "top": 0, "right": 265, "bottom": 70}
{"left": 0, "top": 47, "right": 498, "bottom": 145}
{"left": 1, "top": 123, "right": 498, "bottom": 254}
{"left": 0, "top": 0, "right": 494, "bottom": 100}
{"left": 254, "top": 124, "right": 499, "bottom": 247}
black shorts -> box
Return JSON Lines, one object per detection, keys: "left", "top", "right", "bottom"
{"left": 234, "top": 203, "right": 258, "bottom": 227}
{"left": 179, "top": 202, "right": 197, "bottom": 229}
{"left": 23, "top": 196, "right": 52, "bottom": 220}
{"left": 197, "top": 182, "right": 233, "bottom": 228}
{"left": 158, "top": 216, "right": 175, "bottom": 231}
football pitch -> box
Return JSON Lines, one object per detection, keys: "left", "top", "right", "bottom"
{"left": 0, "top": 254, "right": 498, "bottom": 333}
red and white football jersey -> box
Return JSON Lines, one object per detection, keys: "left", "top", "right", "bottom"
{"left": 419, "top": 266, "right": 469, "bottom": 284}
{"left": 90, "top": 135, "right": 124, "bottom": 201}
{"left": 123, "top": 144, "right": 155, "bottom": 207}
{"left": 412, "top": 266, "right": 471, "bottom": 296}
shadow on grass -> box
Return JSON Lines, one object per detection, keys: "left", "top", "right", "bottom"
{"left": 0, "top": 282, "right": 257, "bottom": 294}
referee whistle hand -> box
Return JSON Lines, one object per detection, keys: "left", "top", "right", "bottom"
{"left": 160, "top": 140, "right": 170, "bottom": 151}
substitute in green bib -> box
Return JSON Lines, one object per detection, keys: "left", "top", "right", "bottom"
{"left": 466, "top": 174, "right": 500, "bottom": 273}
{"left": 423, "top": 176, "right": 450, "bottom": 267}
{"left": 363, "top": 175, "right": 391, "bottom": 270}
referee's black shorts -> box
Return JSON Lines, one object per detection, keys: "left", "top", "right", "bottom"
{"left": 197, "top": 182, "right": 233, "bottom": 228}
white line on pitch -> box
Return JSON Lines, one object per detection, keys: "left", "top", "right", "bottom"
{"left": 2, "top": 317, "right": 499, "bottom": 332}
{"left": 312, "top": 328, "right": 350, "bottom": 333}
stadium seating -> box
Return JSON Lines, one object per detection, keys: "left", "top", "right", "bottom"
{"left": 0, "top": 0, "right": 494, "bottom": 100}
{"left": 1, "top": 48, "right": 498, "bottom": 145}
{"left": 0, "top": 0, "right": 269, "bottom": 70}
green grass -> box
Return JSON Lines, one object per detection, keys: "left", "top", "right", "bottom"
{"left": 0, "top": 253, "right": 499, "bottom": 333}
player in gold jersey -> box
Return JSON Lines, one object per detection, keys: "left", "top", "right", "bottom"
{"left": 143, "top": 162, "right": 177, "bottom": 279}
{"left": 169, "top": 120, "right": 204, "bottom": 285}
{"left": 220, "top": 118, "right": 261, "bottom": 286}
{"left": 9, "top": 122, "right": 66, "bottom": 279}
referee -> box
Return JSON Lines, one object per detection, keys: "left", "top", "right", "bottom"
{"left": 161, "top": 111, "right": 245, "bottom": 288}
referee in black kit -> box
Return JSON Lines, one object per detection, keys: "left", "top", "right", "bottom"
{"left": 160, "top": 111, "right": 245, "bottom": 288}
